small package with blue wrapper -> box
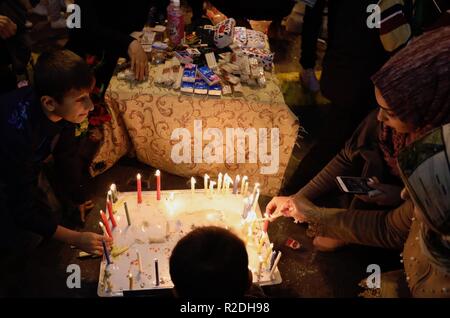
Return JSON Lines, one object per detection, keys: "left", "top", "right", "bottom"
{"left": 180, "top": 81, "right": 194, "bottom": 94}
{"left": 208, "top": 83, "right": 222, "bottom": 96}
{"left": 182, "top": 64, "right": 197, "bottom": 83}
{"left": 194, "top": 79, "right": 208, "bottom": 95}
{"left": 197, "top": 65, "right": 220, "bottom": 86}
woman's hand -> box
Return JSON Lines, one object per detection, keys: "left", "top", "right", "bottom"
{"left": 0, "top": 15, "right": 17, "bottom": 39}
{"left": 265, "top": 196, "right": 290, "bottom": 218}
{"left": 127, "top": 40, "right": 148, "bottom": 81}
{"left": 355, "top": 177, "right": 403, "bottom": 206}
{"left": 75, "top": 232, "right": 113, "bottom": 255}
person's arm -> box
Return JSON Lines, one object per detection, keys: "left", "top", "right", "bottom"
{"left": 300, "top": 200, "right": 414, "bottom": 250}
{"left": 299, "top": 0, "right": 326, "bottom": 69}
{"left": 296, "top": 111, "right": 379, "bottom": 201}
{"left": 53, "top": 225, "right": 112, "bottom": 255}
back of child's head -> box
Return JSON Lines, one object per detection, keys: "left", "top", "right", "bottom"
{"left": 33, "top": 49, "right": 93, "bottom": 103}
{"left": 170, "top": 226, "right": 250, "bottom": 298}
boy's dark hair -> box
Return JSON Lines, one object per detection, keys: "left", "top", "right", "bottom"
{"left": 33, "top": 50, "right": 94, "bottom": 103}
{"left": 170, "top": 226, "right": 250, "bottom": 298}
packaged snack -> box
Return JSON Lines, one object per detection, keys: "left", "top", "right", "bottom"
{"left": 175, "top": 50, "right": 193, "bottom": 64}
{"left": 194, "top": 79, "right": 208, "bottom": 95}
{"left": 172, "top": 65, "right": 184, "bottom": 90}
{"left": 197, "top": 66, "right": 220, "bottom": 86}
{"left": 214, "top": 18, "right": 236, "bottom": 48}
{"left": 152, "top": 41, "right": 169, "bottom": 50}
{"left": 180, "top": 81, "right": 194, "bottom": 94}
{"left": 208, "top": 83, "right": 222, "bottom": 96}
{"left": 232, "top": 83, "right": 244, "bottom": 96}
{"left": 222, "top": 84, "right": 232, "bottom": 96}
{"left": 182, "top": 63, "right": 197, "bottom": 83}
{"left": 205, "top": 52, "right": 218, "bottom": 70}
{"left": 186, "top": 48, "right": 201, "bottom": 57}
{"left": 242, "top": 47, "right": 274, "bottom": 70}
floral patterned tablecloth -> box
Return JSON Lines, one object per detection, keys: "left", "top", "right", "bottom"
{"left": 90, "top": 68, "right": 299, "bottom": 196}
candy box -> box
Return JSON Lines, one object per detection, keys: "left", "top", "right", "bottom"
{"left": 175, "top": 50, "right": 193, "bottom": 64}
{"left": 180, "top": 81, "right": 194, "bottom": 94}
{"left": 197, "top": 66, "right": 220, "bottom": 86}
{"left": 214, "top": 18, "right": 236, "bottom": 48}
{"left": 182, "top": 63, "right": 197, "bottom": 83}
{"left": 208, "top": 83, "right": 222, "bottom": 96}
{"left": 194, "top": 79, "right": 208, "bottom": 95}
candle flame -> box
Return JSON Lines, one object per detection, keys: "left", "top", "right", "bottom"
{"left": 155, "top": 170, "right": 160, "bottom": 176}
{"left": 137, "top": 173, "right": 141, "bottom": 180}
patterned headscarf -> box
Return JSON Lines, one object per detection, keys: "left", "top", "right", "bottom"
{"left": 372, "top": 26, "right": 450, "bottom": 176}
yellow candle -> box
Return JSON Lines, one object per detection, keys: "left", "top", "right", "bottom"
{"left": 191, "top": 177, "right": 196, "bottom": 194}
{"left": 257, "top": 232, "right": 265, "bottom": 254}
{"left": 264, "top": 243, "right": 274, "bottom": 265}
{"left": 243, "top": 181, "right": 249, "bottom": 196}
{"left": 217, "top": 173, "right": 223, "bottom": 191}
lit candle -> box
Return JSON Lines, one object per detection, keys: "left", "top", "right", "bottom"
{"left": 257, "top": 255, "right": 263, "bottom": 282}
{"left": 154, "top": 258, "right": 160, "bottom": 286}
{"left": 209, "top": 181, "right": 216, "bottom": 196}
{"left": 252, "top": 189, "right": 260, "bottom": 212}
{"left": 242, "top": 198, "right": 250, "bottom": 219}
{"left": 233, "top": 175, "right": 240, "bottom": 194}
{"left": 102, "top": 239, "right": 111, "bottom": 265}
{"left": 137, "top": 173, "right": 142, "bottom": 204}
{"left": 107, "top": 190, "right": 113, "bottom": 204}
{"left": 100, "top": 210, "right": 112, "bottom": 238}
{"left": 191, "top": 177, "right": 196, "bottom": 194}
{"left": 99, "top": 221, "right": 110, "bottom": 238}
{"left": 124, "top": 202, "right": 131, "bottom": 226}
{"left": 217, "top": 173, "right": 223, "bottom": 192}
{"left": 269, "top": 251, "right": 282, "bottom": 279}
{"left": 257, "top": 232, "right": 265, "bottom": 254}
{"left": 128, "top": 272, "right": 133, "bottom": 290}
{"left": 155, "top": 170, "right": 161, "bottom": 201}
{"left": 106, "top": 197, "right": 117, "bottom": 228}
{"left": 137, "top": 251, "right": 143, "bottom": 273}
{"left": 204, "top": 174, "right": 209, "bottom": 192}
{"left": 251, "top": 183, "right": 260, "bottom": 199}
{"left": 110, "top": 184, "right": 118, "bottom": 202}
{"left": 269, "top": 250, "right": 277, "bottom": 270}
{"left": 264, "top": 243, "right": 274, "bottom": 265}
{"left": 240, "top": 176, "right": 248, "bottom": 194}
{"left": 243, "top": 181, "right": 249, "bottom": 196}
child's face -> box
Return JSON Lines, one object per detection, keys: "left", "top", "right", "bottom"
{"left": 55, "top": 88, "right": 94, "bottom": 124}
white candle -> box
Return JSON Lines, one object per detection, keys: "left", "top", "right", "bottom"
{"left": 137, "top": 251, "right": 143, "bottom": 273}
{"left": 252, "top": 189, "right": 260, "bottom": 212}
{"left": 257, "top": 255, "right": 263, "bottom": 282}
{"left": 99, "top": 221, "right": 110, "bottom": 238}
{"left": 217, "top": 173, "right": 223, "bottom": 192}
{"left": 191, "top": 177, "right": 196, "bottom": 194}
{"left": 240, "top": 176, "right": 248, "bottom": 194}
{"left": 169, "top": 192, "right": 174, "bottom": 201}
{"left": 204, "top": 174, "right": 209, "bottom": 192}
{"left": 223, "top": 173, "right": 229, "bottom": 193}
{"left": 269, "top": 251, "right": 282, "bottom": 279}
{"left": 209, "top": 181, "right": 216, "bottom": 196}
{"left": 110, "top": 184, "right": 117, "bottom": 202}
{"left": 243, "top": 181, "right": 249, "bottom": 196}
{"left": 242, "top": 197, "right": 250, "bottom": 219}
{"left": 251, "top": 183, "right": 260, "bottom": 198}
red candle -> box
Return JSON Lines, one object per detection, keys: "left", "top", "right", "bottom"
{"left": 155, "top": 170, "right": 161, "bottom": 201}
{"left": 100, "top": 210, "right": 113, "bottom": 238}
{"left": 107, "top": 198, "right": 117, "bottom": 228}
{"left": 137, "top": 173, "right": 142, "bottom": 204}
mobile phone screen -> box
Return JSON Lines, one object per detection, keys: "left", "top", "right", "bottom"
{"left": 337, "top": 177, "right": 372, "bottom": 194}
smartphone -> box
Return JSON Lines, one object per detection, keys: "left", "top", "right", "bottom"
{"left": 336, "top": 176, "right": 374, "bottom": 194}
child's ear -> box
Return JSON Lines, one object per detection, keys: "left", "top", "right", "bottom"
{"left": 40, "top": 95, "right": 58, "bottom": 112}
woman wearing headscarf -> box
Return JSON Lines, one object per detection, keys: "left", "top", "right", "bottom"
{"left": 266, "top": 27, "right": 450, "bottom": 297}
{"left": 267, "top": 25, "right": 450, "bottom": 251}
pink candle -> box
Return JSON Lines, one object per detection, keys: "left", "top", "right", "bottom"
{"left": 137, "top": 173, "right": 142, "bottom": 204}
{"left": 155, "top": 170, "right": 161, "bottom": 201}
{"left": 106, "top": 198, "right": 117, "bottom": 228}
{"left": 100, "top": 210, "right": 113, "bottom": 238}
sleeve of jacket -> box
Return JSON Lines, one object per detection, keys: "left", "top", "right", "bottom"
{"left": 303, "top": 200, "right": 414, "bottom": 250}
{"left": 297, "top": 111, "right": 379, "bottom": 201}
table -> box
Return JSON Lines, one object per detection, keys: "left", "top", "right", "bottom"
{"left": 89, "top": 66, "right": 300, "bottom": 196}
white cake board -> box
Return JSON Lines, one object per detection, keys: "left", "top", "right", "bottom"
{"left": 98, "top": 190, "right": 282, "bottom": 297}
